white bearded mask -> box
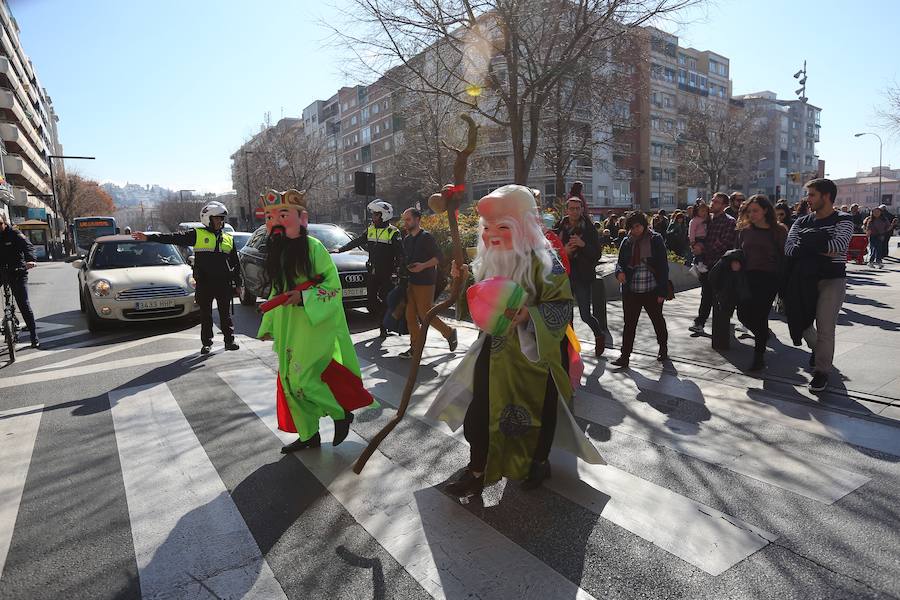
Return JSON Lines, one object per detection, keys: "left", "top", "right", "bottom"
{"left": 472, "top": 186, "right": 555, "bottom": 302}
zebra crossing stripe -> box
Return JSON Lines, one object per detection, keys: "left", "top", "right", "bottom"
{"left": 356, "top": 358, "right": 776, "bottom": 576}
{"left": 108, "top": 384, "right": 287, "bottom": 600}
{"left": 0, "top": 405, "right": 43, "bottom": 580}
{"left": 570, "top": 386, "right": 870, "bottom": 504}
{"left": 219, "top": 367, "right": 599, "bottom": 600}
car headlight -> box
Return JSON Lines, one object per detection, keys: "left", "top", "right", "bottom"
{"left": 91, "top": 279, "right": 111, "bottom": 297}
{"left": 187, "top": 275, "right": 196, "bottom": 290}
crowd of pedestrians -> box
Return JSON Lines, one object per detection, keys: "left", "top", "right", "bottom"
{"left": 566, "top": 178, "right": 876, "bottom": 393}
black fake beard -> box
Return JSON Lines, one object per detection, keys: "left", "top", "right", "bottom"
{"left": 265, "top": 227, "right": 311, "bottom": 293}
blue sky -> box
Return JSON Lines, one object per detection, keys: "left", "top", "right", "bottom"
{"left": 9, "top": 0, "right": 899, "bottom": 193}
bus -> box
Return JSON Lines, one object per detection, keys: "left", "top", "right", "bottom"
{"left": 72, "top": 216, "right": 118, "bottom": 255}
{"left": 17, "top": 220, "right": 55, "bottom": 261}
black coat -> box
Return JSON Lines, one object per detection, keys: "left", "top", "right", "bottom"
{"left": 709, "top": 249, "right": 751, "bottom": 308}
{"left": 555, "top": 215, "right": 601, "bottom": 283}
{"left": 615, "top": 231, "right": 669, "bottom": 298}
{"left": 783, "top": 256, "right": 820, "bottom": 345}
{"left": 0, "top": 226, "right": 36, "bottom": 273}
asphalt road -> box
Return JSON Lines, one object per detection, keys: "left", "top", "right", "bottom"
{"left": 0, "top": 261, "right": 898, "bottom": 600}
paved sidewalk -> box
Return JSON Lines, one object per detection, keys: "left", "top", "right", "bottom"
{"left": 569, "top": 236, "right": 900, "bottom": 424}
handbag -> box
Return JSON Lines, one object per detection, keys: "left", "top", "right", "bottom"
{"left": 644, "top": 241, "right": 675, "bottom": 301}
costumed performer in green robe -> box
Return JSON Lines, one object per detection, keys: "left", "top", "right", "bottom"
{"left": 257, "top": 189, "right": 376, "bottom": 453}
{"left": 426, "top": 184, "right": 605, "bottom": 497}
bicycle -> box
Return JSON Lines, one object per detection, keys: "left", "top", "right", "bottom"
{"left": 1, "top": 268, "right": 20, "bottom": 363}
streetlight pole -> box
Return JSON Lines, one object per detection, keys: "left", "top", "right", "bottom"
{"left": 48, "top": 154, "right": 95, "bottom": 255}
{"left": 854, "top": 132, "right": 883, "bottom": 206}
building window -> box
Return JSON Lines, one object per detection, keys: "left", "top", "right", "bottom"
{"left": 375, "top": 124, "right": 380, "bottom": 134}
{"left": 384, "top": 140, "right": 391, "bottom": 150}
{"left": 350, "top": 115, "right": 358, "bottom": 126}
{"left": 385, "top": 119, "right": 391, "bottom": 129}
{"left": 664, "top": 68, "right": 676, "bottom": 83}
{"left": 372, "top": 104, "right": 379, "bottom": 115}
{"left": 651, "top": 167, "right": 662, "bottom": 181}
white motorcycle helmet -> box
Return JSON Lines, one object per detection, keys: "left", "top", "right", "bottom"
{"left": 200, "top": 201, "right": 229, "bottom": 228}
{"left": 367, "top": 199, "right": 393, "bottom": 221}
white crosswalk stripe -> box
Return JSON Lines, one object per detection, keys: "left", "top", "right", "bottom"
{"left": 109, "top": 383, "right": 287, "bottom": 600}
{"left": 0, "top": 405, "right": 42, "bottom": 581}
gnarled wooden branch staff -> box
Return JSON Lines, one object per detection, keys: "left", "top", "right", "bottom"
{"left": 353, "top": 113, "right": 478, "bottom": 474}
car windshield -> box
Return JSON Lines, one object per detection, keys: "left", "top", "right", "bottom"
{"left": 308, "top": 225, "right": 352, "bottom": 252}
{"left": 90, "top": 241, "right": 185, "bottom": 269}
{"left": 232, "top": 233, "right": 251, "bottom": 252}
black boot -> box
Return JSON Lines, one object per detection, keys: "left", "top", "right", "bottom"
{"left": 332, "top": 412, "right": 354, "bottom": 446}
{"left": 749, "top": 351, "right": 765, "bottom": 372}
{"left": 224, "top": 340, "right": 240, "bottom": 351}
{"left": 445, "top": 468, "right": 485, "bottom": 497}
{"left": 29, "top": 330, "right": 40, "bottom": 349}
{"left": 521, "top": 460, "right": 552, "bottom": 491}
{"left": 281, "top": 432, "right": 321, "bottom": 454}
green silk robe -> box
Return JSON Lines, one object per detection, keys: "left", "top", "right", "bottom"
{"left": 258, "top": 235, "right": 371, "bottom": 441}
{"left": 426, "top": 252, "right": 605, "bottom": 484}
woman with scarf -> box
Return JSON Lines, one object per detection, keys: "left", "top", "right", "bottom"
{"left": 611, "top": 211, "right": 669, "bottom": 368}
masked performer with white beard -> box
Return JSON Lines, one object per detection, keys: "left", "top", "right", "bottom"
{"left": 257, "top": 189, "right": 375, "bottom": 453}
{"left": 426, "top": 185, "right": 604, "bottom": 497}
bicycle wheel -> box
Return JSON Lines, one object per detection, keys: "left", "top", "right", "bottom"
{"left": 3, "top": 317, "right": 14, "bottom": 363}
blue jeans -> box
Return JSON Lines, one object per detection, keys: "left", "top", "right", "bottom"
{"left": 869, "top": 236, "right": 884, "bottom": 263}
{"left": 570, "top": 277, "right": 604, "bottom": 340}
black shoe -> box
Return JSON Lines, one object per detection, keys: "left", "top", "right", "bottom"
{"left": 521, "top": 460, "right": 552, "bottom": 491}
{"left": 224, "top": 341, "right": 240, "bottom": 351}
{"left": 332, "top": 412, "right": 354, "bottom": 446}
{"left": 29, "top": 332, "right": 40, "bottom": 349}
{"left": 398, "top": 348, "right": 413, "bottom": 359}
{"left": 611, "top": 355, "right": 629, "bottom": 368}
{"left": 595, "top": 334, "right": 605, "bottom": 357}
{"left": 445, "top": 469, "right": 485, "bottom": 497}
{"left": 656, "top": 346, "right": 668, "bottom": 361}
{"left": 281, "top": 432, "right": 321, "bottom": 454}
{"left": 200, "top": 345, "right": 212, "bottom": 355}
{"left": 749, "top": 352, "right": 765, "bottom": 371}
{"left": 448, "top": 329, "right": 458, "bottom": 352}
{"left": 808, "top": 351, "right": 816, "bottom": 368}
{"left": 379, "top": 326, "right": 388, "bottom": 339}
{"left": 688, "top": 322, "right": 705, "bottom": 334}
{"left": 809, "top": 371, "right": 828, "bottom": 392}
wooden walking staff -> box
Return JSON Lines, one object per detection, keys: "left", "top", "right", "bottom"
{"left": 353, "top": 114, "right": 478, "bottom": 474}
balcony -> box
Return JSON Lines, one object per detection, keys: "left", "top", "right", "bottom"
{"left": 0, "top": 121, "right": 49, "bottom": 178}
{"left": 3, "top": 153, "right": 50, "bottom": 194}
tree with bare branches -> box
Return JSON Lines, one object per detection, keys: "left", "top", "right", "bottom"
{"left": 333, "top": 0, "right": 698, "bottom": 185}
{"left": 674, "top": 98, "right": 772, "bottom": 197}
{"left": 233, "top": 115, "right": 332, "bottom": 223}
{"left": 157, "top": 193, "right": 206, "bottom": 232}
{"left": 878, "top": 83, "right": 900, "bottom": 136}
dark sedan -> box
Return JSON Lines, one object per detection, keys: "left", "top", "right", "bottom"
{"left": 237, "top": 224, "right": 369, "bottom": 308}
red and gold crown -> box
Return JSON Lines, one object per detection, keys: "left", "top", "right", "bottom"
{"left": 259, "top": 188, "right": 307, "bottom": 212}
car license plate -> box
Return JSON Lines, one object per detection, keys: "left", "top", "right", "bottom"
{"left": 136, "top": 299, "right": 176, "bottom": 310}
{"left": 343, "top": 287, "right": 367, "bottom": 298}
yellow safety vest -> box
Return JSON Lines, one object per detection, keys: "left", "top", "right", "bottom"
{"left": 193, "top": 228, "right": 233, "bottom": 253}
{"left": 366, "top": 224, "right": 399, "bottom": 244}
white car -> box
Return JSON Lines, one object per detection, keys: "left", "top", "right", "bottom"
{"left": 73, "top": 235, "right": 199, "bottom": 331}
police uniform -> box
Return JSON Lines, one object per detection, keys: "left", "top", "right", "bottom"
{"left": 339, "top": 222, "right": 403, "bottom": 324}
{"left": 147, "top": 227, "right": 242, "bottom": 347}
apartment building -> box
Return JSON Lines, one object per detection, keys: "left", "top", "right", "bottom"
{"left": 735, "top": 91, "right": 822, "bottom": 203}
{"left": 623, "top": 28, "right": 733, "bottom": 211}
{"left": 0, "top": 0, "right": 59, "bottom": 226}
{"left": 833, "top": 166, "right": 900, "bottom": 210}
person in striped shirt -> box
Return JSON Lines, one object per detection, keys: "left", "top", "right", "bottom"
{"left": 784, "top": 178, "right": 853, "bottom": 392}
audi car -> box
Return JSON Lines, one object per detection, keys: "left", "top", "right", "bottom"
{"left": 237, "top": 224, "right": 369, "bottom": 308}
{"left": 72, "top": 235, "right": 200, "bottom": 331}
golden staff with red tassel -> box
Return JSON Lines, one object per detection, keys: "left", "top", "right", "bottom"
{"left": 353, "top": 113, "right": 478, "bottom": 474}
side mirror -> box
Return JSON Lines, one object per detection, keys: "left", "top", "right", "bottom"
{"left": 71, "top": 259, "right": 83, "bottom": 269}
{"left": 187, "top": 255, "right": 195, "bottom": 266}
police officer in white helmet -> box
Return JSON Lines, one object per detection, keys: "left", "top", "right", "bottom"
{"left": 133, "top": 201, "right": 243, "bottom": 354}
{"left": 337, "top": 199, "right": 403, "bottom": 338}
